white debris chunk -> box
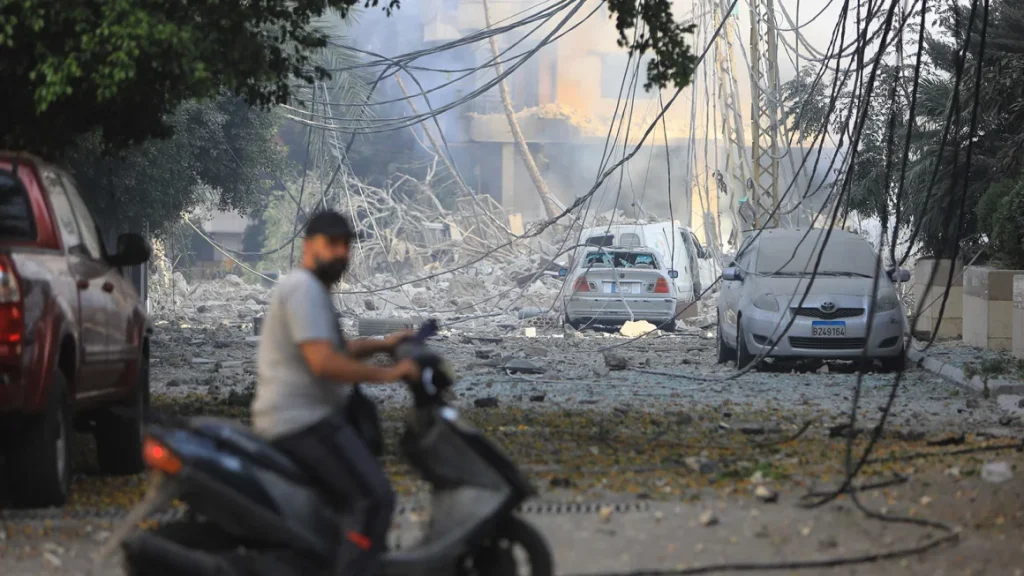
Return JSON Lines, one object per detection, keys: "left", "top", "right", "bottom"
{"left": 982, "top": 461, "right": 1013, "bottom": 484}
{"left": 620, "top": 320, "right": 657, "bottom": 338}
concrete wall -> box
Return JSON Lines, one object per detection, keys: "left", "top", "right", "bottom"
{"left": 1014, "top": 275, "right": 1024, "bottom": 360}
{"left": 963, "top": 266, "right": 1024, "bottom": 350}
{"left": 911, "top": 258, "right": 963, "bottom": 339}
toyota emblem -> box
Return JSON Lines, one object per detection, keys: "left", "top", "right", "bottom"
{"left": 820, "top": 301, "right": 836, "bottom": 313}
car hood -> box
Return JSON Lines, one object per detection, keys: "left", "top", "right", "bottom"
{"left": 753, "top": 276, "right": 897, "bottom": 299}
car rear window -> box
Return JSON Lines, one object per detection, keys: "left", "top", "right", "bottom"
{"left": 0, "top": 170, "right": 37, "bottom": 241}
{"left": 585, "top": 234, "right": 615, "bottom": 247}
{"left": 583, "top": 251, "right": 660, "bottom": 269}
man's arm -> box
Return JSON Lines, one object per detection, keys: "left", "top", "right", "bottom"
{"left": 346, "top": 330, "right": 413, "bottom": 359}
{"left": 301, "top": 341, "right": 415, "bottom": 384}
{"left": 346, "top": 338, "right": 392, "bottom": 360}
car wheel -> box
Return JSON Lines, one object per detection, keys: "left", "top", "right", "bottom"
{"left": 716, "top": 315, "right": 736, "bottom": 364}
{"left": 96, "top": 351, "right": 150, "bottom": 475}
{"left": 735, "top": 319, "right": 756, "bottom": 370}
{"left": 6, "top": 370, "right": 73, "bottom": 508}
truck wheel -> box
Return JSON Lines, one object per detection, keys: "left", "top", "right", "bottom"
{"left": 6, "top": 371, "right": 73, "bottom": 508}
{"left": 96, "top": 352, "right": 149, "bottom": 475}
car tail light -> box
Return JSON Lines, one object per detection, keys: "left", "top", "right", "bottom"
{"left": 654, "top": 277, "right": 671, "bottom": 294}
{"left": 573, "top": 276, "right": 591, "bottom": 293}
{"left": 143, "top": 436, "right": 183, "bottom": 475}
{"left": 0, "top": 256, "right": 23, "bottom": 345}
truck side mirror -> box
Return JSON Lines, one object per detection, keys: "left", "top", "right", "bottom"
{"left": 108, "top": 232, "right": 152, "bottom": 268}
{"left": 558, "top": 267, "right": 569, "bottom": 278}
{"left": 668, "top": 269, "right": 679, "bottom": 279}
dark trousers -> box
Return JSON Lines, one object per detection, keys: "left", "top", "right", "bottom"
{"left": 273, "top": 415, "right": 395, "bottom": 576}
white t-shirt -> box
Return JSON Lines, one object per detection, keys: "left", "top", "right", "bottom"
{"left": 252, "top": 269, "right": 349, "bottom": 439}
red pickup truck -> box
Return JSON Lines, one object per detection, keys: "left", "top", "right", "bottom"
{"left": 0, "top": 152, "right": 152, "bottom": 509}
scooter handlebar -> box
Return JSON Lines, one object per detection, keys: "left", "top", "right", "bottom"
{"left": 392, "top": 319, "right": 454, "bottom": 401}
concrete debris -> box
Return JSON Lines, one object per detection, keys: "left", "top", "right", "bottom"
{"left": 503, "top": 358, "right": 545, "bottom": 374}
{"left": 603, "top": 352, "right": 629, "bottom": 371}
{"left": 981, "top": 461, "right": 1014, "bottom": 484}
{"left": 619, "top": 320, "right": 657, "bottom": 338}
{"left": 698, "top": 509, "right": 719, "bottom": 527}
{"left": 475, "top": 348, "right": 498, "bottom": 360}
{"left": 474, "top": 397, "right": 500, "bottom": 409}
{"left": 684, "top": 457, "right": 718, "bottom": 475}
{"left": 754, "top": 485, "right": 778, "bottom": 503}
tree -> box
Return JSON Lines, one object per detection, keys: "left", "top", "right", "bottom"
{"left": 0, "top": 0, "right": 397, "bottom": 156}
{"left": 780, "top": 0, "right": 1024, "bottom": 261}
{"left": 60, "top": 96, "right": 285, "bottom": 236}
{"left": 1, "top": 0, "right": 701, "bottom": 157}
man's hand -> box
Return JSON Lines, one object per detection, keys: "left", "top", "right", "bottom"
{"left": 391, "top": 358, "right": 421, "bottom": 383}
{"left": 383, "top": 329, "right": 414, "bottom": 352}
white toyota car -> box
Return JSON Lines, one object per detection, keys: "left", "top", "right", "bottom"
{"left": 716, "top": 228, "right": 911, "bottom": 371}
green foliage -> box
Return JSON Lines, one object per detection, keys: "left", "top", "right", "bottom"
{"left": 606, "top": 0, "right": 699, "bottom": 91}
{"left": 0, "top": 0, "right": 396, "bottom": 155}
{"left": 987, "top": 179, "right": 1024, "bottom": 268}
{"left": 976, "top": 178, "right": 1017, "bottom": 236}
{"left": 60, "top": 97, "right": 286, "bottom": 235}
{"left": 780, "top": 0, "right": 1024, "bottom": 260}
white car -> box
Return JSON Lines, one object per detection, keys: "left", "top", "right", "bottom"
{"left": 716, "top": 228, "right": 910, "bottom": 371}
{"left": 560, "top": 246, "right": 679, "bottom": 331}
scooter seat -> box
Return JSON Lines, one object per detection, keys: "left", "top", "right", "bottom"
{"left": 190, "top": 418, "right": 311, "bottom": 485}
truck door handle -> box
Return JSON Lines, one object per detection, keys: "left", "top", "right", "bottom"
{"left": 102, "top": 282, "right": 115, "bottom": 293}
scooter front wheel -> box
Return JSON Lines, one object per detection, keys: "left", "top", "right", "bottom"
{"left": 460, "top": 515, "right": 553, "bottom": 576}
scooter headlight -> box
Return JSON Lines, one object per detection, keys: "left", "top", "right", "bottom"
{"left": 753, "top": 293, "right": 780, "bottom": 312}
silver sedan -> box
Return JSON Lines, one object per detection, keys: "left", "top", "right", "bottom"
{"left": 716, "top": 229, "right": 910, "bottom": 371}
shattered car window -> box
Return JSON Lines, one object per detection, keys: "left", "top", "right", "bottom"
{"left": 755, "top": 235, "right": 880, "bottom": 277}
{"left": 582, "top": 251, "right": 660, "bottom": 269}
{"left": 583, "top": 252, "right": 614, "bottom": 267}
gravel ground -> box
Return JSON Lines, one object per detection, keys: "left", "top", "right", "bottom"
{"left": 5, "top": 320, "right": 1024, "bottom": 575}
{"left": 150, "top": 322, "right": 1013, "bottom": 437}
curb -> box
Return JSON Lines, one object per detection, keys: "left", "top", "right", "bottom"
{"left": 907, "top": 340, "right": 1024, "bottom": 397}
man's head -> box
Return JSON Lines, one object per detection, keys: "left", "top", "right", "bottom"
{"left": 302, "top": 210, "right": 354, "bottom": 286}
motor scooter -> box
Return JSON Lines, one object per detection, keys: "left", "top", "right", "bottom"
{"left": 94, "top": 319, "right": 552, "bottom": 576}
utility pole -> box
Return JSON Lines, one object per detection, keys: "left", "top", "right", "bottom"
{"left": 748, "top": 0, "right": 782, "bottom": 228}
{"left": 712, "top": 0, "right": 754, "bottom": 253}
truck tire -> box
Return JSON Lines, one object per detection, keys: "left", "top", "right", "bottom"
{"left": 6, "top": 371, "right": 73, "bottom": 508}
{"left": 356, "top": 317, "right": 423, "bottom": 337}
{"left": 95, "top": 352, "right": 149, "bottom": 475}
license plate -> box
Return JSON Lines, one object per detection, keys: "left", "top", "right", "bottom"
{"left": 811, "top": 321, "right": 846, "bottom": 337}
{"left": 603, "top": 283, "right": 639, "bottom": 294}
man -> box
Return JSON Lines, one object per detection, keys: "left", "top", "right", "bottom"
{"left": 252, "top": 210, "right": 418, "bottom": 576}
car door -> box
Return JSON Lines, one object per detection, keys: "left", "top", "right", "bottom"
{"left": 719, "top": 242, "right": 755, "bottom": 341}
{"left": 39, "top": 170, "right": 117, "bottom": 395}
{"left": 59, "top": 176, "right": 126, "bottom": 394}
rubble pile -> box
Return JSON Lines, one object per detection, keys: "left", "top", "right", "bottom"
{"left": 147, "top": 260, "right": 566, "bottom": 332}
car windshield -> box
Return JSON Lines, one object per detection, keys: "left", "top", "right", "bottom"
{"left": 582, "top": 251, "right": 660, "bottom": 269}
{"left": 755, "top": 235, "right": 879, "bottom": 277}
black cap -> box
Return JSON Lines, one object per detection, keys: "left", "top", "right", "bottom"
{"left": 304, "top": 210, "right": 354, "bottom": 242}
